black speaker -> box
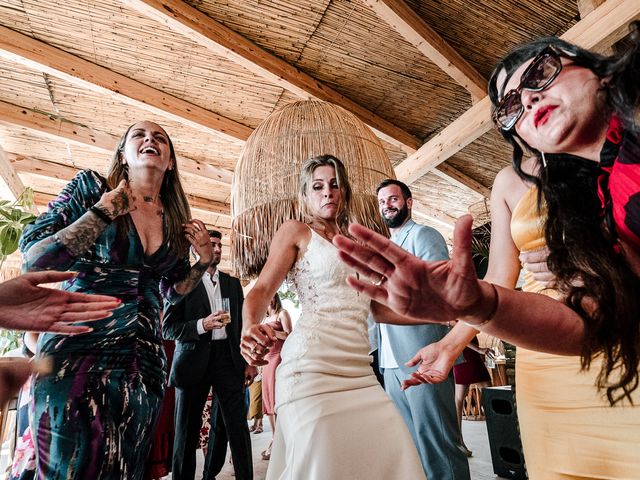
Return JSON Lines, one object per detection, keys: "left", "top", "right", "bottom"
{"left": 482, "top": 386, "right": 527, "bottom": 479}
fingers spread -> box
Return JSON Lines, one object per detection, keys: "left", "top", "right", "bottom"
{"left": 58, "top": 310, "right": 113, "bottom": 322}
{"left": 335, "top": 227, "right": 407, "bottom": 267}
{"left": 64, "top": 291, "right": 121, "bottom": 304}
{"left": 62, "top": 299, "right": 121, "bottom": 312}
{"left": 344, "top": 275, "right": 389, "bottom": 304}
{"left": 26, "top": 270, "right": 76, "bottom": 286}
{"left": 50, "top": 324, "right": 94, "bottom": 335}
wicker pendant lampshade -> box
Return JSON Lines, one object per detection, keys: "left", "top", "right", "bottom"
{"left": 231, "top": 100, "right": 396, "bottom": 279}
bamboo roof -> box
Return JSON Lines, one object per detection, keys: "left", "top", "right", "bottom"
{"left": 0, "top": 0, "right": 638, "bottom": 275}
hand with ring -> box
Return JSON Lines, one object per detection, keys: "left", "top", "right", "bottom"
{"left": 241, "top": 323, "right": 277, "bottom": 366}
{"left": 373, "top": 275, "right": 386, "bottom": 286}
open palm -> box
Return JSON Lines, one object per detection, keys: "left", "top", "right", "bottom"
{"left": 0, "top": 271, "right": 120, "bottom": 334}
{"left": 334, "top": 215, "right": 483, "bottom": 325}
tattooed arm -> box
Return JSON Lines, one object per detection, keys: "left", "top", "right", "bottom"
{"left": 162, "top": 219, "right": 214, "bottom": 303}
{"left": 21, "top": 172, "right": 134, "bottom": 272}
{"left": 172, "top": 260, "right": 209, "bottom": 296}
{"left": 23, "top": 210, "right": 110, "bottom": 270}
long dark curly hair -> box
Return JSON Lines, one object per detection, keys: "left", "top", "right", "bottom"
{"left": 488, "top": 22, "right": 640, "bottom": 405}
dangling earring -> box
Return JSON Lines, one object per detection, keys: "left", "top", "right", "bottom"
{"left": 541, "top": 152, "right": 547, "bottom": 168}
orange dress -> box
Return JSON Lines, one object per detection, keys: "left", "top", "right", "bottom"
{"left": 510, "top": 186, "right": 640, "bottom": 479}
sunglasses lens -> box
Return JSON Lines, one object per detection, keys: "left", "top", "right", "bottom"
{"left": 522, "top": 52, "right": 562, "bottom": 90}
{"left": 496, "top": 92, "right": 523, "bottom": 130}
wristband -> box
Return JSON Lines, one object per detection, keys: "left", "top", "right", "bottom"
{"left": 89, "top": 205, "right": 113, "bottom": 225}
{"left": 462, "top": 283, "right": 499, "bottom": 328}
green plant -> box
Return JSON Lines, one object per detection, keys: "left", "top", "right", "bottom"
{"left": 0, "top": 188, "right": 37, "bottom": 267}
{"left": 0, "top": 328, "right": 21, "bottom": 355}
{"left": 278, "top": 286, "right": 300, "bottom": 309}
{"left": 471, "top": 222, "right": 491, "bottom": 274}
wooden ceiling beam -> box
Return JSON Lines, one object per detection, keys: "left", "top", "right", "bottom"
{"left": 0, "top": 99, "right": 117, "bottom": 151}
{"left": 8, "top": 153, "right": 231, "bottom": 218}
{"left": 577, "top": 0, "right": 607, "bottom": 17}
{"left": 394, "top": 0, "right": 640, "bottom": 184}
{"left": 412, "top": 202, "right": 456, "bottom": 229}
{"left": 0, "top": 100, "right": 233, "bottom": 185}
{"left": 120, "top": 0, "right": 422, "bottom": 151}
{"left": 0, "top": 25, "right": 252, "bottom": 143}
{"left": 434, "top": 163, "right": 491, "bottom": 199}
{"left": 0, "top": 145, "right": 39, "bottom": 214}
{"left": 362, "top": 0, "right": 486, "bottom": 100}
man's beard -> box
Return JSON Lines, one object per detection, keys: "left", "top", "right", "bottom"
{"left": 382, "top": 204, "right": 409, "bottom": 228}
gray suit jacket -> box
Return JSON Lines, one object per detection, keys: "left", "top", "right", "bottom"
{"left": 375, "top": 219, "right": 459, "bottom": 373}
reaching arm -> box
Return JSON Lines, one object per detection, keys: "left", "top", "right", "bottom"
{"left": 333, "top": 215, "right": 585, "bottom": 355}
{"left": 168, "top": 219, "right": 214, "bottom": 299}
{"left": 241, "top": 221, "right": 308, "bottom": 365}
{"left": 20, "top": 171, "right": 125, "bottom": 272}
{"left": 401, "top": 171, "right": 526, "bottom": 388}
{"left": 0, "top": 271, "right": 120, "bottom": 334}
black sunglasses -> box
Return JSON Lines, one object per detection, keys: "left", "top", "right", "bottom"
{"left": 493, "top": 46, "right": 567, "bottom": 131}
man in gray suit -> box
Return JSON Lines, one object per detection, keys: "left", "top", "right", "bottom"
{"left": 375, "top": 179, "right": 470, "bottom": 480}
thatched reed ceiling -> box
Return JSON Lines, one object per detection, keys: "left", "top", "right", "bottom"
{"left": 0, "top": 0, "right": 638, "bottom": 273}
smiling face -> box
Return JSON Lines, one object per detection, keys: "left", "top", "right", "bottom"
{"left": 378, "top": 184, "right": 411, "bottom": 229}
{"left": 498, "top": 56, "right": 608, "bottom": 156}
{"left": 121, "top": 121, "right": 173, "bottom": 174}
{"left": 306, "top": 165, "right": 343, "bottom": 221}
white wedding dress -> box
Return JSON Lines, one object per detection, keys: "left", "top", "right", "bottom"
{"left": 267, "top": 228, "right": 425, "bottom": 480}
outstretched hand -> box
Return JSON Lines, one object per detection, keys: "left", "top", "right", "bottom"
{"left": 333, "top": 215, "right": 486, "bottom": 324}
{"left": 401, "top": 342, "right": 458, "bottom": 389}
{"left": 0, "top": 271, "right": 121, "bottom": 334}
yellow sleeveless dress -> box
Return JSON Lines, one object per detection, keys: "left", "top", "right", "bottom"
{"left": 510, "top": 186, "right": 640, "bottom": 479}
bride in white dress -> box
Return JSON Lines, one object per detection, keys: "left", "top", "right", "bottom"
{"left": 241, "top": 155, "right": 425, "bottom": 480}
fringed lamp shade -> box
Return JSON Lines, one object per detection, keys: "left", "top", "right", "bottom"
{"left": 231, "top": 100, "right": 396, "bottom": 279}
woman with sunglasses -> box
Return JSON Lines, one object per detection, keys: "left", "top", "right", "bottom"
{"left": 334, "top": 23, "right": 640, "bottom": 478}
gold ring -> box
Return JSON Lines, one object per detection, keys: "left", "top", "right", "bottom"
{"left": 373, "top": 275, "right": 386, "bottom": 286}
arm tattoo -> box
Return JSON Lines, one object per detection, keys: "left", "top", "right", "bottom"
{"left": 174, "top": 261, "right": 209, "bottom": 295}
{"left": 57, "top": 209, "right": 109, "bottom": 256}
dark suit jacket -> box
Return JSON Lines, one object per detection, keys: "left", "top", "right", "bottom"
{"left": 162, "top": 270, "right": 246, "bottom": 388}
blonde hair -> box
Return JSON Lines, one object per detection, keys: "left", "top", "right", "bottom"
{"left": 106, "top": 121, "right": 192, "bottom": 257}
{"left": 298, "top": 154, "right": 352, "bottom": 235}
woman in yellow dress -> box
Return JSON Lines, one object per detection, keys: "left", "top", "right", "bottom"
{"left": 402, "top": 155, "right": 640, "bottom": 479}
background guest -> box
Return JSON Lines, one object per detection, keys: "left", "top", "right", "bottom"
{"left": 260, "top": 293, "right": 292, "bottom": 461}
{"left": 374, "top": 179, "right": 469, "bottom": 480}
{"left": 248, "top": 370, "right": 264, "bottom": 434}
{"left": 163, "top": 229, "right": 255, "bottom": 480}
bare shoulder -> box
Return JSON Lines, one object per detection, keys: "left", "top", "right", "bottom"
{"left": 273, "top": 220, "right": 312, "bottom": 250}
{"left": 492, "top": 165, "right": 530, "bottom": 211}
{"left": 275, "top": 220, "right": 310, "bottom": 239}
{"left": 492, "top": 165, "right": 520, "bottom": 192}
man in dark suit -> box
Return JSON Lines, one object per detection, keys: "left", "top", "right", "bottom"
{"left": 163, "top": 230, "right": 255, "bottom": 480}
